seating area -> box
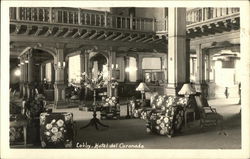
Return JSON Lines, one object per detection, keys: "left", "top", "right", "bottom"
{"left": 8, "top": 86, "right": 241, "bottom": 149}
{"left": 6, "top": 6, "right": 244, "bottom": 154}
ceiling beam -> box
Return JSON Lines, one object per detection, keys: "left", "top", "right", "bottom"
{"left": 63, "top": 28, "right": 73, "bottom": 38}
{"left": 10, "top": 34, "right": 165, "bottom": 51}
{"left": 105, "top": 32, "right": 117, "bottom": 40}
{"left": 128, "top": 35, "right": 140, "bottom": 42}
{"left": 113, "top": 33, "right": 124, "bottom": 41}
{"left": 96, "top": 32, "right": 106, "bottom": 40}
{"left": 88, "top": 31, "right": 99, "bottom": 40}
{"left": 79, "top": 30, "right": 91, "bottom": 39}
{"left": 34, "top": 26, "right": 44, "bottom": 36}
{"left": 72, "top": 29, "right": 82, "bottom": 38}
{"left": 43, "top": 27, "right": 52, "bottom": 37}
{"left": 54, "top": 28, "right": 64, "bottom": 37}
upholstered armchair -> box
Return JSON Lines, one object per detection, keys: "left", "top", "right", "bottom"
{"left": 9, "top": 102, "right": 28, "bottom": 146}
{"left": 144, "top": 95, "right": 188, "bottom": 137}
{"left": 40, "top": 112, "right": 74, "bottom": 148}
{"left": 128, "top": 92, "right": 158, "bottom": 119}
{"left": 100, "top": 96, "right": 120, "bottom": 119}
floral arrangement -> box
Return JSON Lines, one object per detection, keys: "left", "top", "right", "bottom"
{"left": 40, "top": 112, "right": 73, "bottom": 148}
{"left": 79, "top": 72, "right": 108, "bottom": 90}
{"left": 25, "top": 94, "right": 46, "bottom": 119}
{"left": 103, "top": 96, "right": 118, "bottom": 107}
{"left": 100, "top": 96, "right": 120, "bottom": 119}
{"left": 129, "top": 99, "right": 139, "bottom": 118}
{"left": 109, "top": 78, "right": 119, "bottom": 89}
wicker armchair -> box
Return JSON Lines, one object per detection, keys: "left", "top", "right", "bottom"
{"left": 195, "top": 95, "right": 222, "bottom": 128}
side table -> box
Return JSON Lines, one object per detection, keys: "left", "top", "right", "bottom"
{"left": 184, "top": 107, "right": 196, "bottom": 127}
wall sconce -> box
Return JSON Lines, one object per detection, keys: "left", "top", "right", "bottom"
{"left": 14, "top": 69, "right": 21, "bottom": 77}
{"left": 162, "top": 65, "right": 167, "bottom": 70}
{"left": 24, "top": 60, "right": 29, "bottom": 63}
{"left": 111, "top": 64, "right": 118, "bottom": 69}
{"left": 125, "top": 67, "right": 130, "bottom": 72}
{"left": 55, "top": 61, "right": 66, "bottom": 69}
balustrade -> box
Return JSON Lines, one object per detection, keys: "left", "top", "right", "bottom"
{"left": 186, "top": 7, "right": 239, "bottom": 25}
{"left": 10, "top": 7, "right": 239, "bottom": 33}
{"left": 155, "top": 18, "right": 167, "bottom": 32}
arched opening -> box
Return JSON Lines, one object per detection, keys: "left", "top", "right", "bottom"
{"left": 29, "top": 49, "right": 55, "bottom": 101}
{"left": 89, "top": 53, "right": 108, "bottom": 80}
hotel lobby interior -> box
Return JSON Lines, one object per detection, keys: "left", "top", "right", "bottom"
{"left": 7, "top": 6, "right": 245, "bottom": 151}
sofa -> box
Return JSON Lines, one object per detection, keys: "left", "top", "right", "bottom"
{"left": 130, "top": 94, "right": 188, "bottom": 137}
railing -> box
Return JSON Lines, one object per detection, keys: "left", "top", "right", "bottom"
{"left": 9, "top": 7, "right": 240, "bottom": 33}
{"left": 186, "top": 7, "right": 239, "bottom": 25}
{"left": 9, "top": 7, "right": 156, "bottom": 32}
{"left": 155, "top": 18, "right": 168, "bottom": 32}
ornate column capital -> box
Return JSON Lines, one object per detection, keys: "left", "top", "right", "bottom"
{"left": 55, "top": 43, "right": 66, "bottom": 49}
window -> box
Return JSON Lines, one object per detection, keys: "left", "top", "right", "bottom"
{"left": 68, "top": 55, "right": 81, "bottom": 83}
{"left": 142, "top": 57, "right": 164, "bottom": 84}
{"left": 45, "top": 62, "right": 52, "bottom": 82}
{"left": 115, "top": 57, "right": 125, "bottom": 82}
{"left": 127, "top": 57, "right": 137, "bottom": 82}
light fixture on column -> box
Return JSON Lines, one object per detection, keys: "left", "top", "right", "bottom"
{"left": 111, "top": 64, "right": 118, "bottom": 70}
{"left": 14, "top": 69, "right": 21, "bottom": 76}
{"left": 55, "top": 61, "right": 66, "bottom": 69}
{"left": 24, "top": 59, "right": 29, "bottom": 63}
{"left": 125, "top": 67, "right": 130, "bottom": 72}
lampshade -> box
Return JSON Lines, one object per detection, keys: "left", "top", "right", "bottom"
{"left": 136, "top": 82, "right": 150, "bottom": 92}
{"left": 178, "top": 83, "right": 196, "bottom": 96}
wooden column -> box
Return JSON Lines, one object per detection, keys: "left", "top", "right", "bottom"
{"left": 107, "top": 49, "right": 116, "bottom": 96}
{"left": 84, "top": 51, "right": 89, "bottom": 75}
{"left": 162, "top": 55, "right": 168, "bottom": 83}
{"left": 27, "top": 50, "right": 35, "bottom": 99}
{"left": 195, "top": 44, "right": 205, "bottom": 83}
{"left": 84, "top": 51, "right": 89, "bottom": 100}
{"left": 40, "top": 64, "right": 45, "bottom": 82}
{"left": 195, "top": 44, "right": 207, "bottom": 96}
{"left": 80, "top": 51, "right": 85, "bottom": 75}
{"left": 27, "top": 51, "right": 34, "bottom": 83}
{"left": 186, "top": 38, "right": 191, "bottom": 83}
{"left": 166, "top": 8, "right": 187, "bottom": 95}
{"left": 54, "top": 44, "right": 66, "bottom": 108}
{"left": 19, "top": 57, "right": 25, "bottom": 98}
{"left": 23, "top": 54, "right": 29, "bottom": 99}
{"left": 51, "top": 62, "right": 55, "bottom": 85}
{"left": 137, "top": 54, "right": 142, "bottom": 82}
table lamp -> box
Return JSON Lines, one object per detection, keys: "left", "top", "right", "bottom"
{"left": 178, "top": 83, "right": 196, "bottom": 98}
{"left": 136, "top": 82, "right": 150, "bottom": 100}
